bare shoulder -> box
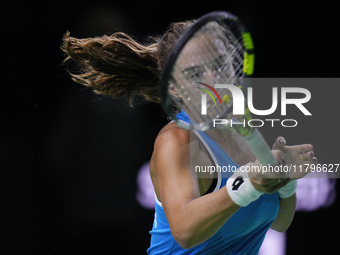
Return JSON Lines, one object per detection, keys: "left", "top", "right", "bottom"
{"left": 151, "top": 122, "right": 203, "bottom": 163}
{"left": 155, "top": 122, "right": 190, "bottom": 148}
{"left": 150, "top": 122, "right": 192, "bottom": 195}
{"left": 150, "top": 121, "right": 218, "bottom": 203}
{"left": 151, "top": 122, "right": 191, "bottom": 172}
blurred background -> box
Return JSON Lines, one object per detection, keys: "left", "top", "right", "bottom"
{"left": 2, "top": 0, "right": 339, "bottom": 254}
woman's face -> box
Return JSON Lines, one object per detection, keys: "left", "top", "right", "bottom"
{"left": 171, "top": 33, "right": 235, "bottom": 122}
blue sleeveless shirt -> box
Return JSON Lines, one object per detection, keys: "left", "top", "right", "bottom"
{"left": 147, "top": 111, "right": 280, "bottom": 255}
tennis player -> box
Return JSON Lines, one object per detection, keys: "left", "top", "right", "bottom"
{"left": 61, "top": 20, "right": 317, "bottom": 254}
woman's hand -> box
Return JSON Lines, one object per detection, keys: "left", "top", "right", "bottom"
{"left": 272, "top": 136, "right": 317, "bottom": 179}
{"left": 249, "top": 136, "right": 317, "bottom": 194}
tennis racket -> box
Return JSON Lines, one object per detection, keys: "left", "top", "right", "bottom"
{"left": 159, "top": 11, "right": 278, "bottom": 166}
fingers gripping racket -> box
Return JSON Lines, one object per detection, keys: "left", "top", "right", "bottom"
{"left": 160, "top": 11, "right": 278, "bottom": 166}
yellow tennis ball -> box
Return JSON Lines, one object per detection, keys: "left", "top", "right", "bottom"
{"left": 222, "top": 94, "right": 231, "bottom": 104}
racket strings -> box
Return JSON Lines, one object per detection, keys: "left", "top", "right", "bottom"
{"left": 169, "top": 20, "right": 247, "bottom": 129}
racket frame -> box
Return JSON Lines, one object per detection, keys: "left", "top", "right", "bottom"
{"left": 159, "top": 11, "right": 278, "bottom": 167}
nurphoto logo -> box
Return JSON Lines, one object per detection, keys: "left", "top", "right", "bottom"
{"left": 198, "top": 83, "right": 312, "bottom": 128}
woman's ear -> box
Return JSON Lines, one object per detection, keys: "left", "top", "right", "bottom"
{"left": 169, "top": 84, "right": 181, "bottom": 99}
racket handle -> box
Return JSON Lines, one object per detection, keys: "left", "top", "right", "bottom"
{"left": 245, "top": 129, "right": 278, "bottom": 166}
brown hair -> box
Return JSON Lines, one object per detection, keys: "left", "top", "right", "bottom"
{"left": 61, "top": 21, "right": 194, "bottom": 106}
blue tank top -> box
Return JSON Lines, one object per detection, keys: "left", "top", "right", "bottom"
{"left": 147, "top": 111, "right": 280, "bottom": 255}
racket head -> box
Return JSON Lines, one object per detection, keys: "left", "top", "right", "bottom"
{"left": 160, "top": 11, "right": 255, "bottom": 131}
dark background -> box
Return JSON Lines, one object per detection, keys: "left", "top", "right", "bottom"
{"left": 2, "top": 1, "right": 339, "bottom": 254}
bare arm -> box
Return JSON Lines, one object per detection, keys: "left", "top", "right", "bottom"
{"left": 150, "top": 127, "right": 240, "bottom": 249}
{"left": 255, "top": 136, "right": 316, "bottom": 233}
